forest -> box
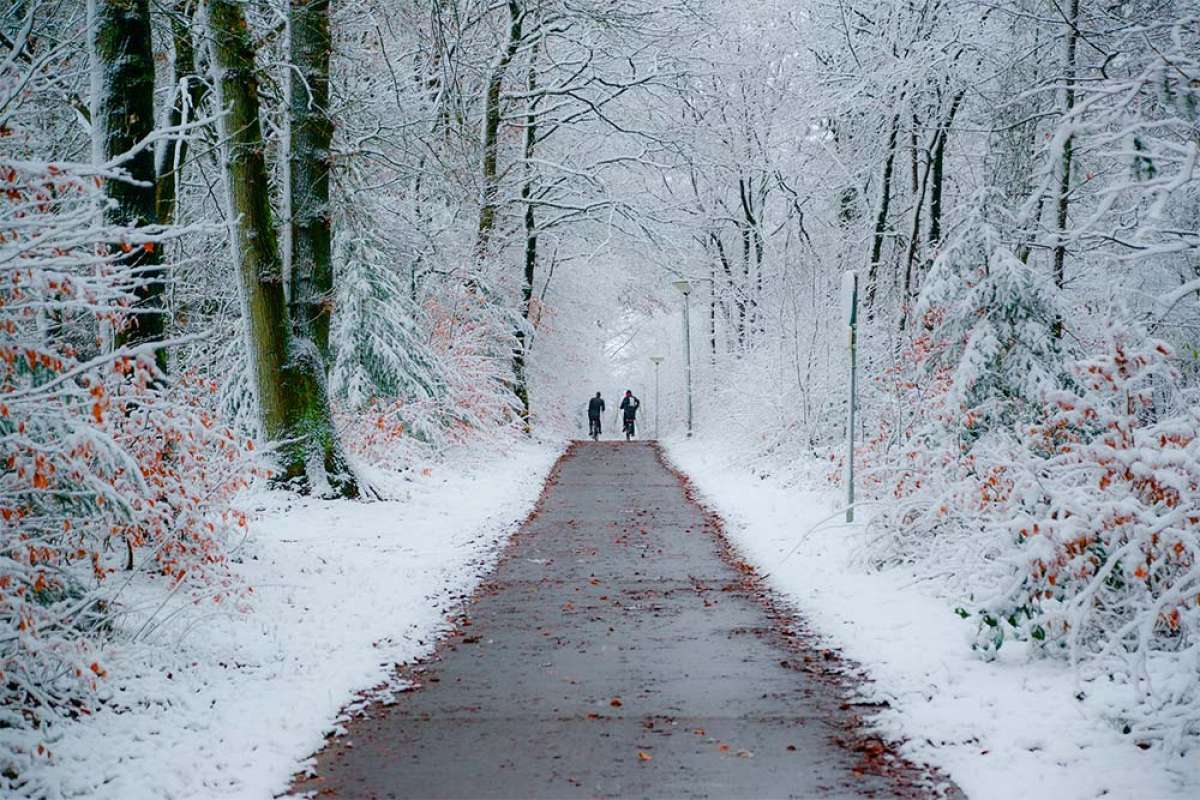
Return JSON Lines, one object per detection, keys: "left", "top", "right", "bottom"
{"left": 2, "top": 0, "right": 1198, "bottom": 794}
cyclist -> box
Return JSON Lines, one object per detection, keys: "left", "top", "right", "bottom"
{"left": 619, "top": 390, "right": 640, "bottom": 440}
{"left": 587, "top": 392, "right": 605, "bottom": 439}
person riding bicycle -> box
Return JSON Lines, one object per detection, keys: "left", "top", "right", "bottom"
{"left": 619, "top": 390, "right": 640, "bottom": 439}
{"left": 587, "top": 392, "right": 605, "bottom": 438}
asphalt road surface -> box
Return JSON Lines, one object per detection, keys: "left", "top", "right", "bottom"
{"left": 293, "top": 442, "right": 951, "bottom": 799}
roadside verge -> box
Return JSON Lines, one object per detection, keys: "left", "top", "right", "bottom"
{"left": 662, "top": 438, "right": 1198, "bottom": 800}
{"left": 16, "top": 440, "right": 564, "bottom": 800}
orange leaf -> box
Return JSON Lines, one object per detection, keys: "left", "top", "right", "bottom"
{"left": 637, "top": 751, "right": 652, "bottom": 762}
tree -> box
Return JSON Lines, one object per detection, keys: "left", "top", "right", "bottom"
{"left": 289, "top": 0, "right": 336, "bottom": 366}
{"left": 89, "top": 0, "right": 166, "bottom": 366}
{"left": 155, "top": 0, "right": 209, "bottom": 228}
{"left": 205, "top": 0, "right": 358, "bottom": 497}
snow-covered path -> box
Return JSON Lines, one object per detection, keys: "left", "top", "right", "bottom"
{"left": 15, "top": 441, "right": 562, "bottom": 800}
{"left": 295, "top": 441, "right": 954, "bottom": 798}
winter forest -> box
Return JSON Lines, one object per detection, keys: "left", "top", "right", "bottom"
{"left": 3, "top": 0, "right": 1200, "bottom": 797}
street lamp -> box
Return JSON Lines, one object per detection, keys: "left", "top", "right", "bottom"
{"left": 671, "top": 279, "right": 694, "bottom": 438}
{"left": 649, "top": 356, "right": 664, "bottom": 439}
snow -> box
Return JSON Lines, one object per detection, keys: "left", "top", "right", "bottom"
{"left": 13, "top": 439, "right": 562, "bottom": 800}
{"left": 664, "top": 438, "right": 1200, "bottom": 800}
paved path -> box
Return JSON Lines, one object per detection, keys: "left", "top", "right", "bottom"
{"left": 294, "top": 442, "right": 944, "bottom": 799}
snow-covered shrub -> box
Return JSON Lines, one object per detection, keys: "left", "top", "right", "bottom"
{"left": 864, "top": 208, "right": 1071, "bottom": 580}
{"left": 976, "top": 328, "right": 1199, "bottom": 749}
{"left": 0, "top": 150, "right": 258, "bottom": 780}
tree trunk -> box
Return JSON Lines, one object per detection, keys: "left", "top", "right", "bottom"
{"left": 899, "top": 141, "right": 930, "bottom": 333}
{"left": 155, "top": 0, "right": 208, "bottom": 227}
{"left": 1052, "top": 0, "right": 1080, "bottom": 337}
{"left": 865, "top": 112, "right": 901, "bottom": 312}
{"left": 205, "top": 0, "right": 357, "bottom": 498}
{"left": 289, "top": 0, "right": 336, "bottom": 366}
{"left": 739, "top": 176, "right": 764, "bottom": 337}
{"left": 474, "top": 0, "right": 523, "bottom": 265}
{"left": 708, "top": 255, "right": 717, "bottom": 368}
{"left": 711, "top": 231, "right": 739, "bottom": 350}
{"left": 738, "top": 220, "right": 750, "bottom": 347}
{"left": 90, "top": 0, "right": 166, "bottom": 368}
{"left": 927, "top": 89, "right": 964, "bottom": 253}
{"left": 513, "top": 36, "right": 540, "bottom": 429}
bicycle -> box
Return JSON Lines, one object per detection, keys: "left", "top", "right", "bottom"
{"left": 623, "top": 418, "right": 636, "bottom": 441}
{"left": 589, "top": 416, "right": 601, "bottom": 441}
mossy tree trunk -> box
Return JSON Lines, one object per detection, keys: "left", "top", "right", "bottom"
{"left": 205, "top": 0, "right": 358, "bottom": 498}
{"left": 90, "top": 0, "right": 166, "bottom": 369}
{"left": 289, "top": 0, "right": 335, "bottom": 366}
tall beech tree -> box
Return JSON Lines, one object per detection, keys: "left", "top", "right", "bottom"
{"left": 289, "top": 0, "right": 336, "bottom": 366}
{"left": 205, "top": 0, "right": 357, "bottom": 497}
{"left": 89, "top": 0, "right": 166, "bottom": 366}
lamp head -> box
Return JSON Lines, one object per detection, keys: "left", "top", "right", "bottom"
{"left": 671, "top": 279, "right": 692, "bottom": 295}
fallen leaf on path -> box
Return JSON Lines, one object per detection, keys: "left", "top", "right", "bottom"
{"left": 610, "top": 697, "right": 623, "bottom": 707}
{"left": 717, "top": 743, "right": 730, "bottom": 752}
{"left": 637, "top": 751, "right": 652, "bottom": 762}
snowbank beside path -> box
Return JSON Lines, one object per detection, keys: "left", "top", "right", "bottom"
{"left": 19, "top": 439, "right": 563, "bottom": 800}
{"left": 664, "top": 438, "right": 1199, "bottom": 800}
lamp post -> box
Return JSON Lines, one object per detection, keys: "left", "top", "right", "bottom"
{"left": 671, "top": 279, "right": 694, "bottom": 438}
{"left": 649, "top": 356, "right": 664, "bottom": 438}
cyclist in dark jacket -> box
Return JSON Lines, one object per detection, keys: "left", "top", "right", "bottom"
{"left": 619, "top": 390, "right": 640, "bottom": 438}
{"left": 587, "top": 392, "right": 605, "bottom": 438}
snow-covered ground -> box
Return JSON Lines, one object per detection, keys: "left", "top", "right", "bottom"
{"left": 13, "top": 439, "right": 562, "bottom": 800}
{"left": 664, "top": 438, "right": 1200, "bottom": 800}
